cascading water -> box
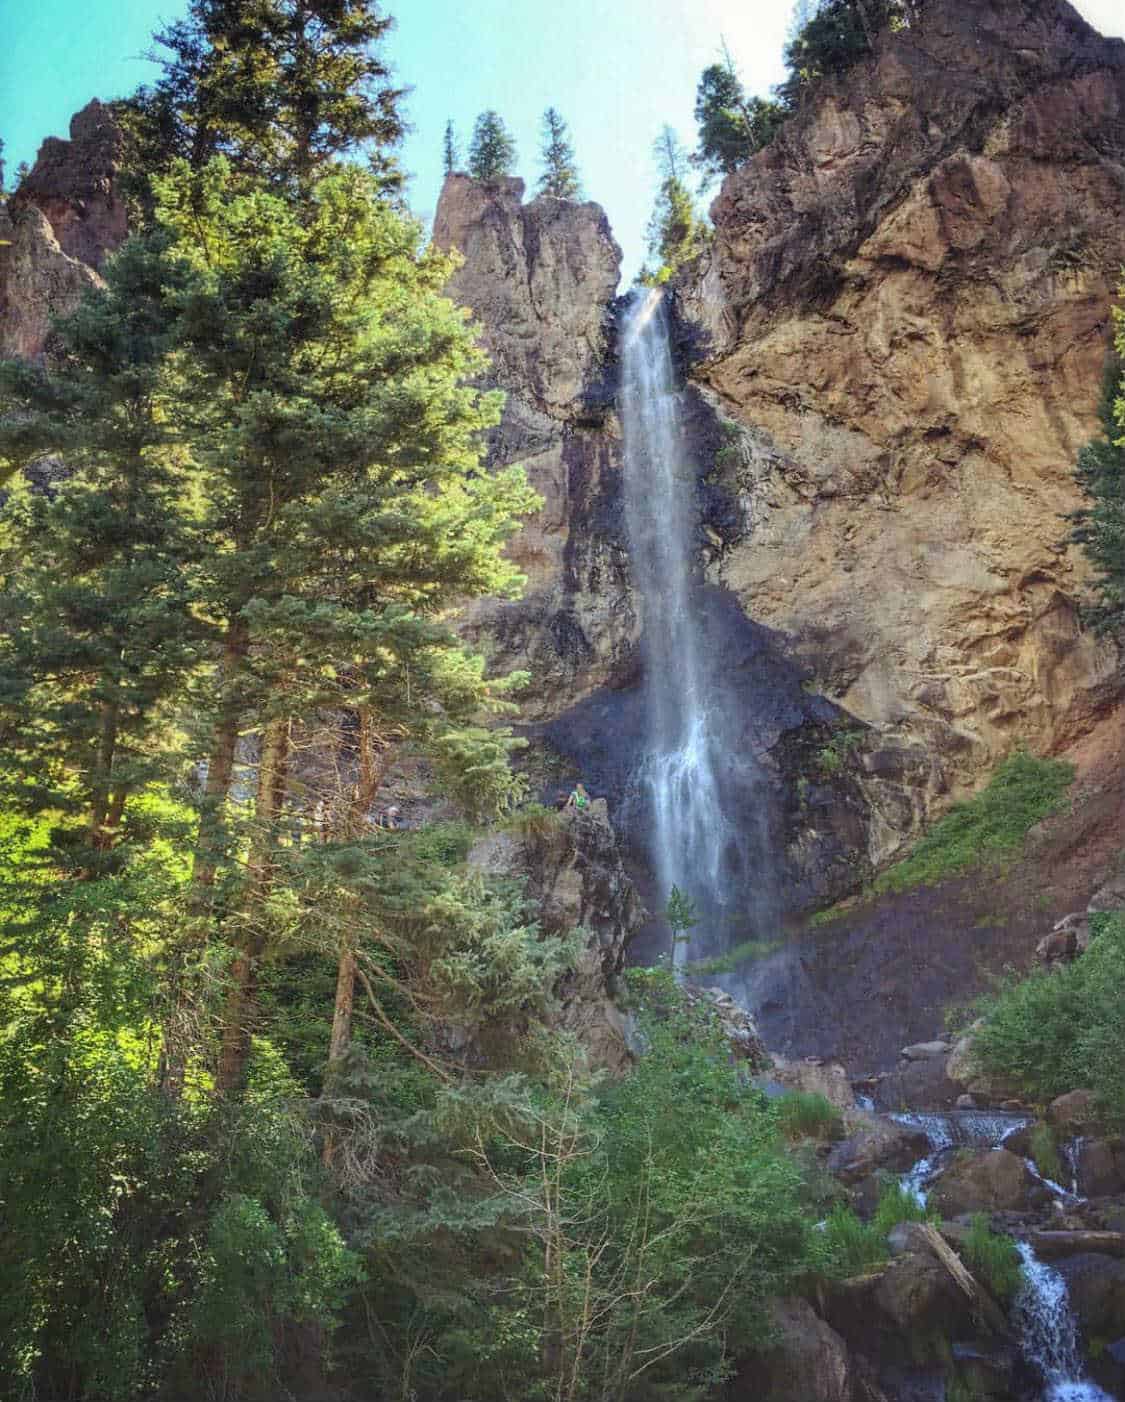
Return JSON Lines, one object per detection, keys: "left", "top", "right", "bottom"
{"left": 1013, "top": 1242, "right": 1113, "bottom": 1401}
{"left": 619, "top": 288, "right": 774, "bottom": 962}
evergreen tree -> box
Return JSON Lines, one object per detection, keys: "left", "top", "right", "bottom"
{"left": 118, "top": 0, "right": 405, "bottom": 196}
{"left": 691, "top": 56, "right": 785, "bottom": 187}
{"left": 643, "top": 127, "right": 706, "bottom": 283}
{"left": 537, "top": 106, "right": 581, "bottom": 199}
{"left": 468, "top": 110, "right": 517, "bottom": 181}
{"left": 780, "top": 0, "right": 905, "bottom": 106}
{"left": 1070, "top": 338, "right": 1125, "bottom": 635}
{"left": 442, "top": 118, "right": 460, "bottom": 175}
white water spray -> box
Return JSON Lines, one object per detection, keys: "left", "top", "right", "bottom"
{"left": 1013, "top": 1242, "right": 1112, "bottom": 1401}
{"left": 619, "top": 288, "right": 773, "bottom": 962}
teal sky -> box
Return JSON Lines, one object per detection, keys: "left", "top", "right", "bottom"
{"left": 3, "top": 0, "right": 1123, "bottom": 281}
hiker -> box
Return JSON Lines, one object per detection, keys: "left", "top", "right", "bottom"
{"left": 565, "top": 782, "right": 590, "bottom": 812}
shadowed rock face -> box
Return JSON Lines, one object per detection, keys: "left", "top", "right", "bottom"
{"left": 678, "top": 0, "right": 1125, "bottom": 790}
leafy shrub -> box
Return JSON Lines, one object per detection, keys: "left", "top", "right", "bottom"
{"left": 1029, "top": 1124, "right": 1063, "bottom": 1185}
{"left": 873, "top": 752, "right": 1073, "bottom": 894}
{"left": 502, "top": 801, "right": 562, "bottom": 841}
{"left": 963, "top": 1215, "right": 1023, "bottom": 1302}
{"left": 871, "top": 1179, "right": 935, "bottom": 1236}
{"left": 820, "top": 1204, "right": 887, "bottom": 1277}
{"left": 776, "top": 1091, "right": 843, "bottom": 1143}
{"left": 973, "top": 914, "right": 1125, "bottom": 1126}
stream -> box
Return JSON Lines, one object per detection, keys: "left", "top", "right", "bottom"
{"left": 890, "top": 1110, "right": 1114, "bottom": 1400}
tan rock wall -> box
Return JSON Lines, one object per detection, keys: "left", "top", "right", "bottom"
{"left": 682, "top": 0, "right": 1125, "bottom": 789}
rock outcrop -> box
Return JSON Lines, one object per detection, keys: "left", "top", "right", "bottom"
{"left": 1, "top": 100, "right": 126, "bottom": 361}
{"left": 467, "top": 799, "right": 643, "bottom": 1072}
{"left": 433, "top": 175, "right": 635, "bottom": 716}
{"left": 681, "top": 0, "right": 1125, "bottom": 795}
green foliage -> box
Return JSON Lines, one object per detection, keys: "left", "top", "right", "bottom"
{"left": 780, "top": 0, "right": 908, "bottom": 107}
{"left": 442, "top": 118, "right": 460, "bottom": 175}
{"left": 973, "top": 913, "right": 1125, "bottom": 1126}
{"left": 538, "top": 106, "right": 582, "bottom": 199}
{"left": 468, "top": 110, "right": 517, "bottom": 181}
{"left": 642, "top": 126, "right": 707, "bottom": 284}
{"left": 776, "top": 1091, "right": 843, "bottom": 1143}
{"left": 817, "top": 727, "right": 865, "bottom": 775}
{"left": 117, "top": 0, "right": 405, "bottom": 201}
{"left": 685, "top": 934, "right": 784, "bottom": 975}
{"left": 1069, "top": 338, "right": 1125, "bottom": 635}
{"left": 873, "top": 752, "right": 1074, "bottom": 894}
{"left": 870, "top": 1180, "right": 934, "bottom": 1236}
{"left": 963, "top": 1215, "right": 1023, "bottom": 1303}
{"left": 692, "top": 59, "right": 785, "bottom": 187}
{"left": 1029, "top": 1123, "right": 1064, "bottom": 1185}
{"left": 665, "top": 881, "right": 699, "bottom": 956}
{"left": 819, "top": 1204, "right": 887, "bottom": 1277}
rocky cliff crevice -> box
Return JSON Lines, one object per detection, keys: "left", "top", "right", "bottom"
{"left": 678, "top": 0, "right": 1125, "bottom": 792}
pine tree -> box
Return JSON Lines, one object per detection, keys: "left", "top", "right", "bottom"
{"left": 537, "top": 107, "right": 581, "bottom": 200}
{"left": 468, "top": 110, "right": 517, "bottom": 182}
{"left": 691, "top": 56, "right": 785, "bottom": 187}
{"left": 442, "top": 118, "right": 460, "bottom": 175}
{"left": 144, "top": 157, "right": 539, "bottom": 1091}
{"left": 644, "top": 127, "right": 706, "bottom": 283}
{"left": 118, "top": 0, "right": 405, "bottom": 196}
{"left": 1070, "top": 339, "right": 1125, "bottom": 635}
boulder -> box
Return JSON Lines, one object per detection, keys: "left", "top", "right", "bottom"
{"left": 1073, "top": 1138, "right": 1125, "bottom": 1198}
{"left": 738, "top": 1297, "right": 853, "bottom": 1402}
{"left": 1029, "top": 1231, "right": 1125, "bottom": 1260}
{"left": 901, "top": 1041, "right": 950, "bottom": 1061}
{"left": 1055, "top": 1254, "right": 1125, "bottom": 1336}
{"left": 770, "top": 1057, "right": 855, "bottom": 1111}
{"left": 1089, "top": 872, "right": 1125, "bottom": 915}
{"left": 929, "top": 1149, "right": 1032, "bottom": 1216}
{"left": 873, "top": 1251, "right": 968, "bottom": 1336}
{"left": 1047, "top": 1089, "right": 1098, "bottom": 1133}
{"left": 886, "top": 1222, "right": 938, "bottom": 1259}
{"left": 828, "top": 1119, "right": 932, "bottom": 1185}
{"left": 876, "top": 1054, "right": 959, "bottom": 1112}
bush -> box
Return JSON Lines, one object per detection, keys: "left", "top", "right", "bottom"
{"left": 1029, "top": 1124, "right": 1063, "bottom": 1185}
{"left": 963, "top": 1215, "right": 1023, "bottom": 1302}
{"left": 873, "top": 752, "right": 1073, "bottom": 894}
{"left": 776, "top": 1091, "right": 843, "bottom": 1143}
{"left": 871, "top": 1179, "right": 935, "bottom": 1236}
{"left": 820, "top": 1204, "right": 887, "bottom": 1277}
{"left": 973, "top": 913, "right": 1125, "bottom": 1126}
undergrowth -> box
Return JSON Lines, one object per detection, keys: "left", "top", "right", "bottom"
{"left": 819, "top": 1181, "right": 936, "bottom": 1279}
{"left": 872, "top": 752, "right": 1073, "bottom": 895}
{"left": 775, "top": 1092, "right": 842, "bottom": 1143}
{"left": 963, "top": 1215, "right": 1023, "bottom": 1302}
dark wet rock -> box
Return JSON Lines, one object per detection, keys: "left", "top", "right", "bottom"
{"left": 735, "top": 1297, "right": 853, "bottom": 1402}
{"left": 1048, "top": 1090, "right": 1099, "bottom": 1133}
{"left": 876, "top": 1054, "right": 960, "bottom": 1112}
{"left": 829, "top": 1119, "right": 932, "bottom": 1185}
{"left": 1029, "top": 1231, "right": 1125, "bottom": 1260}
{"left": 873, "top": 1252, "right": 971, "bottom": 1338}
{"left": 1055, "top": 1253, "right": 1125, "bottom": 1336}
{"left": 1073, "top": 1138, "right": 1125, "bottom": 1198}
{"left": 929, "top": 1150, "right": 1032, "bottom": 1216}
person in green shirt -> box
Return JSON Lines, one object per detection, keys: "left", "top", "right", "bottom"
{"left": 566, "top": 782, "right": 590, "bottom": 811}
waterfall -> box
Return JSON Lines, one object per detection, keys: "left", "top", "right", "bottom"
{"left": 618, "top": 287, "right": 773, "bottom": 964}
{"left": 1013, "top": 1242, "right": 1112, "bottom": 1401}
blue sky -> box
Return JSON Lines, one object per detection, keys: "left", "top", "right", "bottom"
{"left": 3, "top": 0, "right": 1123, "bottom": 281}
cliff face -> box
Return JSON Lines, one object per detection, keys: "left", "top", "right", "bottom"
{"left": 0, "top": 101, "right": 127, "bottom": 361}
{"left": 680, "top": 0, "right": 1125, "bottom": 786}
{"left": 432, "top": 176, "right": 639, "bottom": 717}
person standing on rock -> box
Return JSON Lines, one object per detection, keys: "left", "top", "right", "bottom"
{"left": 566, "top": 782, "right": 590, "bottom": 812}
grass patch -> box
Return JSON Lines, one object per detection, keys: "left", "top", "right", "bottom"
{"left": 873, "top": 752, "right": 1073, "bottom": 895}
{"left": 685, "top": 936, "right": 784, "bottom": 975}
{"left": 870, "top": 1180, "right": 936, "bottom": 1236}
{"left": 962, "top": 1215, "right": 1023, "bottom": 1302}
{"left": 775, "top": 1092, "right": 842, "bottom": 1143}
{"left": 1029, "top": 1124, "right": 1063, "bottom": 1185}
{"left": 501, "top": 802, "right": 563, "bottom": 841}
{"left": 973, "top": 913, "right": 1125, "bottom": 1127}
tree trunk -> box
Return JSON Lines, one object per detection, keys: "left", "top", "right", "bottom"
{"left": 852, "top": 0, "right": 878, "bottom": 48}
{"left": 159, "top": 617, "right": 250, "bottom": 1098}
{"left": 322, "top": 707, "right": 386, "bottom": 1166}
{"left": 214, "top": 717, "right": 290, "bottom": 1095}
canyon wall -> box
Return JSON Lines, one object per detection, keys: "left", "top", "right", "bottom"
{"left": 679, "top": 0, "right": 1125, "bottom": 791}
